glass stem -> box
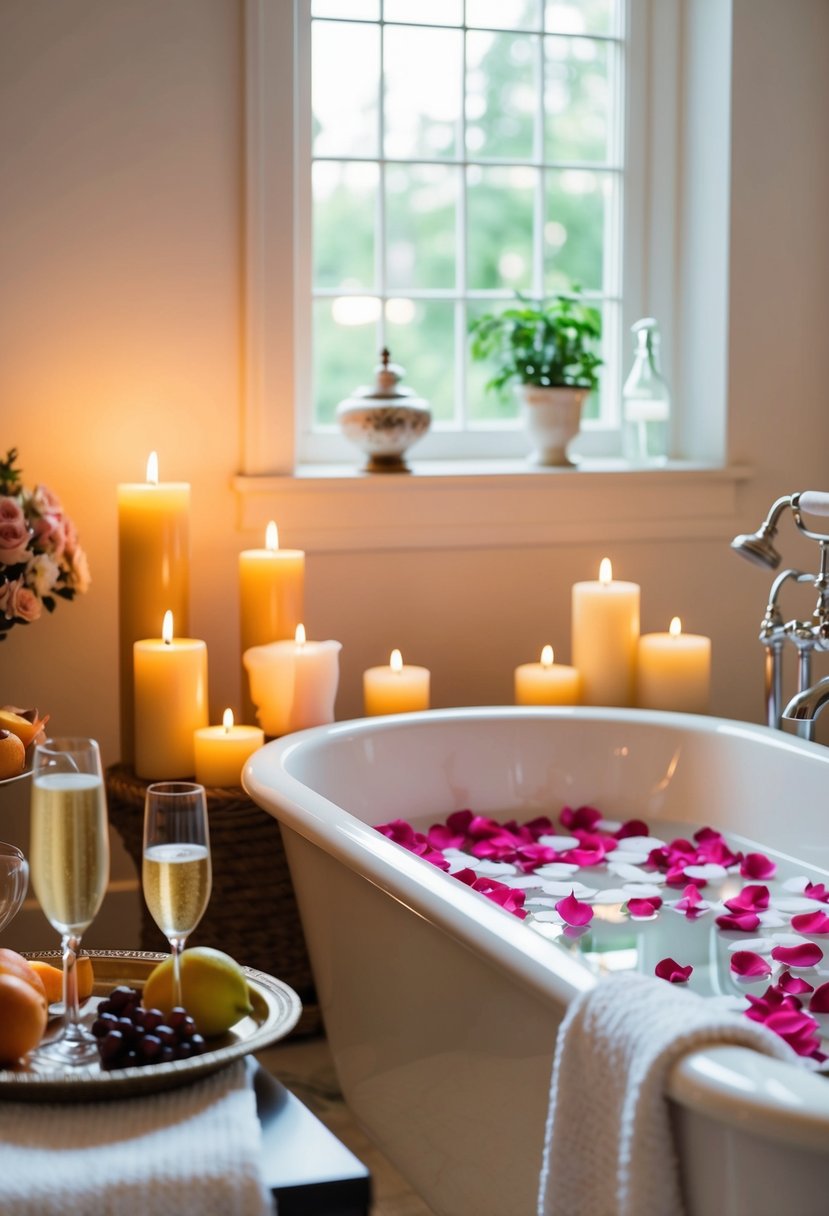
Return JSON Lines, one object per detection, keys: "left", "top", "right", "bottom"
{"left": 170, "top": 937, "right": 186, "bottom": 1007}
{"left": 61, "top": 934, "right": 84, "bottom": 1042}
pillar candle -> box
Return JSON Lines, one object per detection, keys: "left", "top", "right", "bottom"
{"left": 194, "top": 708, "right": 265, "bottom": 787}
{"left": 118, "top": 452, "right": 190, "bottom": 764}
{"left": 239, "top": 521, "right": 306, "bottom": 722}
{"left": 637, "top": 617, "right": 711, "bottom": 714}
{"left": 134, "top": 611, "right": 208, "bottom": 780}
{"left": 243, "top": 624, "right": 341, "bottom": 736}
{"left": 571, "top": 558, "right": 640, "bottom": 707}
{"left": 363, "top": 649, "right": 430, "bottom": 716}
{"left": 515, "top": 645, "right": 581, "bottom": 706}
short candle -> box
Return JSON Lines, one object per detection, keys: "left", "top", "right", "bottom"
{"left": 134, "top": 610, "right": 208, "bottom": 780}
{"left": 514, "top": 645, "right": 581, "bottom": 706}
{"left": 363, "top": 649, "right": 431, "bottom": 716}
{"left": 637, "top": 617, "right": 712, "bottom": 714}
{"left": 194, "top": 708, "right": 265, "bottom": 788}
{"left": 571, "top": 558, "right": 640, "bottom": 707}
{"left": 244, "top": 624, "right": 341, "bottom": 737}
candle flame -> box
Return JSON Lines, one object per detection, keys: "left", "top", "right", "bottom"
{"left": 670, "top": 616, "right": 682, "bottom": 637}
{"left": 146, "top": 451, "right": 159, "bottom": 485}
{"left": 223, "top": 708, "right": 234, "bottom": 732}
{"left": 295, "top": 623, "right": 306, "bottom": 647}
{"left": 162, "top": 610, "right": 174, "bottom": 644}
{"left": 390, "top": 648, "right": 403, "bottom": 673}
{"left": 265, "top": 520, "right": 279, "bottom": 551}
{"left": 599, "top": 558, "right": 613, "bottom": 585}
{"left": 541, "top": 645, "right": 554, "bottom": 668}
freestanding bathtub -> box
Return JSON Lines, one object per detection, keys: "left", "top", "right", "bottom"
{"left": 244, "top": 707, "right": 829, "bottom": 1216}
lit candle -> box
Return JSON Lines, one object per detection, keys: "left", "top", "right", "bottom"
{"left": 363, "top": 649, "right": 430, "bottom": 716}
{"left": 514, "top": 645, "right": 581, "bottom": 706}
{"left": 571, "top": 558, "right": 640, "bottom": 707}
{"left": 239, "top": 521, "right": 306, "bottom": 720}
{"left": 637, "top": 617, "right": 711, "bottom": 714}
{"left": 243, "top": 624, "right": 341, "bottom": 737}
{"left": 118, "top": 452, "right": 190, "bottom": 763}
{"left": 133, "top": 611, "right": 208, "bottom": 780}
{"left": 194, "top": 708, "right": 265, "bottom": 788}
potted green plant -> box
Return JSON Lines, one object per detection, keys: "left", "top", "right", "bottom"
{"left": 469, "top": 289, "right": 603, "bottom": 466}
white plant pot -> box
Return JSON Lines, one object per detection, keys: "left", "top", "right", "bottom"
{"left": 518, "top": 385, "right": 587, "bottom": 467}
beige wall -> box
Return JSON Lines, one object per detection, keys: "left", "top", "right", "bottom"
{"left": 2, "top": 0, "right": 829, "bottom": 938}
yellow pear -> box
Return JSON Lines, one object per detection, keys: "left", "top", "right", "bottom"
{"left": 142, "top": 947, "right": 254, "bottom": 1038}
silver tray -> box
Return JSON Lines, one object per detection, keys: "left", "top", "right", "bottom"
{"left": 0, "top": 950, "right": 302, "bottom": 1101}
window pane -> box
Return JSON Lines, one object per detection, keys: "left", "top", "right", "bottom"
{"left": 545, "top": 0, "right": 617, "bottom": 37}
{"left": 466, "top": 31, "right": 538, "bottom": 161}
{"left": 544, "top": 36, "right": 609, "bottom": 163}
{"left": 384, "top": 0, "right": 462, "bottom": 24}
{"left": 312, "top": 21, "right": 379, "bottom": 157}
{"left": 312, "top": 0, "right": 378, "bottom": 16}
{"left": 466, "top": 166, "right": 535, "bottom": 291}
{"left": 385, "top": 300, "right": 456, "bottom": 424}
{"left": 384, "top": 26, "right": 462, "bottom": 160}
{"left": 386, "top": 164, "right": 457, "bottom": 291}
{"left": 313, "top": 162, "right": 377, "bottom": 290}
{"left": 313, "top": 299, "right": 381, "bottom": 426}
{"left": 544, "top": 168, "right": 609, "bottom": 293}
{"left": 466, "top": 301, "right": 522, "bottom": 423}
{"left": 581, "top": 299, "right": 614, "bottom": 422}
{"left": 467, "top": 0, "right": 541, "bottom": 31}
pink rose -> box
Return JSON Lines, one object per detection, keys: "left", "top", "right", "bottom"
{"left": 0, "top": 577, "right": 41, "bottom": 623}
{"left": 0, "top": 498, "right": 31, "bottom": 566}
{"left": 31, "top": 512, "right": 66, "bottom": 559}
{"left": 31, "top": 484, "right": 63, "bottom": 516}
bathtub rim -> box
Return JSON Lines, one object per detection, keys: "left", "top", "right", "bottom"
{"left": 244, "top": 705, "right": 829, "bottom": 1154}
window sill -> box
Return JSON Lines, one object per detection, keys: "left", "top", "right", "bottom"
{"left": 233, "top": 460, "right": 752, "bottom": 553}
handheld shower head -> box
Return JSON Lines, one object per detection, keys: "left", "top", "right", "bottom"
{"left": 730, "top": 495, "right": 794, "bottom": 570}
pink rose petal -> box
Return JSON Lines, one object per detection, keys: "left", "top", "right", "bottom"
{"left": 627, "top": 896, "right": 663, "bottom": 919}
{"left": 778, "top": 970, "right": 815, "bottom": 996}
{"left": 809, "top": 982, "right": 829, "bottom": 1014}
{"left": 615, "top": 818, "right": 650, "bottom": 840}
{"left": 724, "top": 884, "right": 770, "bottom": 913}
{"left": 730, "top": 951, "right": 772, "bottom": 979}
{"left": 791, "top": 910, "right": 829, "bottom": 935}
{"left": 555, "top": 890, "right": 594, "bottom": 927}
{"left": 740, "top": 852, "right": 777, "bottom": 880}
{"left": 716, "top": 911, "right": 761, "bottom": 932}
{"left": 771, "top": 942, "right": 824, "bottom": 968}
{"left": 655, "top": 957, "right": 693, "bottom": 984}
{"left": 805, "top": 882, "right": 829, "bottom": 904}
{"left": 560, "top": 805, "right": 603, "bottom": 832}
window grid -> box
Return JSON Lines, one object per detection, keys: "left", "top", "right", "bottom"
{"left": 308, "top": 2, "right": 625, "bottom": 446}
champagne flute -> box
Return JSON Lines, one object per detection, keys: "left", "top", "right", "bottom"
{"left": 142, "top": 782, "right": 211, "bottom": 1007}
{"left": 30, "top": 737, "right": 110, "bottom": 1064}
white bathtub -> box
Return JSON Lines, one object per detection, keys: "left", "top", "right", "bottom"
{"left": 244, "top": 707, "right": 829, "bottom": 1216}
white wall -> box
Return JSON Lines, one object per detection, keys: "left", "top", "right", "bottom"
{"left": 1, "top": 0, "right": 829, "bottom": 938}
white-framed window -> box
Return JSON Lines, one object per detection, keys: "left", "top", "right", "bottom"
{"left": 288, "top": 0, "right": 673, "bottom": 466}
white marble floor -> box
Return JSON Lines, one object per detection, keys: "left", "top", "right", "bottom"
{"left": 257, "top": 1033, "right": 436, "bottom": 1216}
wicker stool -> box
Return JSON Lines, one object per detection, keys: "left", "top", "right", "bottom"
{"left": 105, "top": 763, "right": 320, "bottom": 1037}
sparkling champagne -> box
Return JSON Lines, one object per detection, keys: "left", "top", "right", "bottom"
{"left": 143, "top": 843, "right": 211, "bottom": 939}
{"left": 30, "top": 772, "right": 109, "bottom": 935}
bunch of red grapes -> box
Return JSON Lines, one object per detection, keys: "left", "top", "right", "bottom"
{"left": 92, "top": 985, "right": 207, "bottom": 1070}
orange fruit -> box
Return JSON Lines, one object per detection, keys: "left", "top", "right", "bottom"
{"left": 0, "top": 948, "right": 47, "bottom": 1002}
{"left": 29, "top": 956, "right": 94, "bottom": 1005}
{"left": 0, "top": 973, "right": 48, "bottom": 1064}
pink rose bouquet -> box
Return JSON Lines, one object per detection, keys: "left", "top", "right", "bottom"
{"left": 0, "top": 448, "right": 91, "bottom": 639}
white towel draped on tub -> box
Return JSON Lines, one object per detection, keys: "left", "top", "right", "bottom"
{"left": 0, "top": 1060, "right": 274, "bottom": 1216}
{"left": 537, "top": 971, "right": 795, "bottom": 1216}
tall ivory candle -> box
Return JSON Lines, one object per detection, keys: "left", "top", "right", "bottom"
{"left": 363, "top": 649, "right": 430, "bottom": 715}
{"left": 571, "top": 558, "right": 640, "bottom": 707}
{"left": 194, "top": 708, "right": 265, "bottom": 787}
{"left": 244, "top": 624, "right": 341, "bottom": 736}
{"left": 118, "top": 452, "right": 190, "bottom": 763}
{"left": 239, "top": 521, "right": 305, "bottom": 719}
{"left": 637, "top": 617, "right": 711, "bottom": 714}
{"left": 134, "top": 611, "right": 207, "bottom": 780}
{"left": 514, "top": 645, "right": 581, "bottom": 706}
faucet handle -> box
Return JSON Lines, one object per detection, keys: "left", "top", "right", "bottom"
{"left": 797, "top": 491, "right": 829, "bottom": 516}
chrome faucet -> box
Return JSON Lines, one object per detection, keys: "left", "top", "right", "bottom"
{"left": 731, "top": 491, "right": 829, "bottom": 738}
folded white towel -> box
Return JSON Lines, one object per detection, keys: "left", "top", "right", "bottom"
{"left": 537, "top": 971, "right": 795, "bottom": 1216}
{"left": 0, "top": 1060, "right": 274, "bottom": 1216}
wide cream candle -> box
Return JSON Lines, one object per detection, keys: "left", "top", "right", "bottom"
{"left": 637, "top": 617, "right": 711, "bottom": 714}
{"left": 363, "top": 649, "right": 430, "bottom": 716}
{"left": 134, "top": 611, "right": 208, "bottom": 780}
{"left": 514, "top": 645, "right": 581, "bottom": 706}
{"left": 194, "top": 708, "right": 265, "bottom": 787}
{"left": 244, "top": 624, "right": 341, "bottom": 737}
{"left": 118, "top": 452, "right": 190, "bottom": 763}
{"left": 571, "top": 558, "right": 640, "bottom": 707}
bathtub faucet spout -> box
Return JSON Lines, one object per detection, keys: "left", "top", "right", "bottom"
{"left": 782, "top": 676, "right": 829, "bottom": 742}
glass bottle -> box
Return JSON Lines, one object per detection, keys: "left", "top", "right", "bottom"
{"left": 622, "top": 318, "right": 671, "bottom": 465}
